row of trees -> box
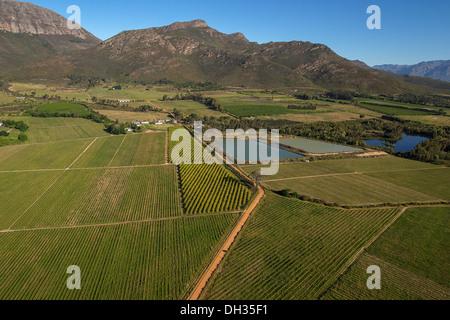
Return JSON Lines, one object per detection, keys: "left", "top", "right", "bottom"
{"left": 29, "top": 108, "right": 109, "bottom": 124}
{"left": 135, "top": 105, "right": 162, "bottom": 112}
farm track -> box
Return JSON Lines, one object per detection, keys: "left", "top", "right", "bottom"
{"left": 316, "top": 207, "right": 408, "bottom": 299}
{"left": 188, "top": 185, "right": 264, "bottom": 300}
{"left": 0, "top": 211, "right": 243, "bottom": 234}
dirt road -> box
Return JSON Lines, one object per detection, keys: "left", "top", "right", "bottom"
{"left": 188, "top": 185, "right": 265, "bottom": 300}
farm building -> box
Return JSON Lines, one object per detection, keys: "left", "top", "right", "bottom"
{"left": 118, "top": 99, "right": 131, "bottom": 103}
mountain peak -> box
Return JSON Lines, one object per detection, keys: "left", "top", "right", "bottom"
{"left": 0, "top": 0, "right": 99, "bottom": 41}
{"left": 158, "top": 19, "right": 209, "bottom": 32}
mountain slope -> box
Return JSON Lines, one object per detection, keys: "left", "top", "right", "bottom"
{"left": 373, "top": 60, "right": 450, "bottom": 82}
{"left": 0, "top": 0, "right": 100, "bottom": 75}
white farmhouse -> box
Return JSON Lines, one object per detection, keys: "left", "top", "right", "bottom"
{"left": 118, "top": 99, "right": 131, "bottom": 103}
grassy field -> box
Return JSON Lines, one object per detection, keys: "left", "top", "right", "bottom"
{"left": 265, "top": 174, "right": 438, "bottom": 206}
{"left": 224, "top": 104, "right": 303, "bottom": 117}
{"left": 35, "top": 102, "right": 91, "bottom": 116}
{"left": 396, "top": 115, "right": 450, "bottom": 126}
{"left": 0, "top": 213, "right": 239, "bottom": 299}
{"left": 202, "top": 194, "right": 401, "bottom": 299}
{"left": 322, "top": 207, "right": 450, "bottom": 299}
{"left": 0, "top": 139, "right": 92, "bottom": 170}
{"left": 0, "top": 91, "right": 15, "bottom": 104}
{"left": 12, "top": 166, "right": 183, "bottom": 229}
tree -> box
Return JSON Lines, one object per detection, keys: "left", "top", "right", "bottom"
{"left": 251, "top": 170, "right": 265, "bottom": 186}
{"left": 18, "top": 133, "right": 28, "bottom": 141}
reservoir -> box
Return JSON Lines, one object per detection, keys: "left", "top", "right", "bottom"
{"left": 364, "top": 133, "right": 428, "bottom": 152}
{"left": 211, "top": 139, "right": 304, "bottom": 162}
{"left": 279, "top": 138, "right": 363, "bottom": 154}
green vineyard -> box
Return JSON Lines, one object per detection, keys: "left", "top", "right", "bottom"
{"left": 12, "top": 166, "right": 183, "bottom": 229}
{"left": 202, "top": 193, "right": 401, "bottom": 300}
{"left": 169, "top": 126, "right": 252, "bottom": 214}
{"left": 179, "top": 164, "right": 251, "bottom": 214}
{"left": 0, "top": 214, "right": 239, "bottom": 300}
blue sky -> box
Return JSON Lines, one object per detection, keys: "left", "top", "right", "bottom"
{"left": 26, "top": 0, "right": 449, "bottom": 66}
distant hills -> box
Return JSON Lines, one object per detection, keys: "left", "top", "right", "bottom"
{"left": 0, "top": 0, "right": 449, "bottom": 95}
{"left": 373, "top": 60, "right": 450, "bottom": 82}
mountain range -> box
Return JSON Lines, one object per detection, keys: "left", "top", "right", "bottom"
{"left": 373, "top": 60, "right": 450, "bottom": 82}
{"left": 1, "top": 0, "right": 449, "bottom": 94}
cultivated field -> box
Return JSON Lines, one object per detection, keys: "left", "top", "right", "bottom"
{"left": 243, "top": 156, "right": 446, "bottom": 206}
{"left": 108, "top": 133, "right": 167, "bottom": 166}
{"left": 180, "top": 164, "right": 251, "bottom": 214}
{"left": 12, "top": 166, "right": 182, "bottom": 229}
{"left": 71, "top": 136, "right": 125, "bottom": 168}
{"left": 0, "top": 171, "right": 62, "bottom": 230}
{"left": 1, "top": 83, "right": 448, "bottom": 300}
{"left": 366, "top": 168, "right": 450, "bottom": 201}
{"left": 242, "top": 155, "right": 436, "bottom": 181}
{"left": 0, "top": 139, "right": 92, "bottom": 170}
{"left": 265, "top": 173, "right": 438, "bottom": 206}
{"left": 5, "top": 116, "right": 109, "bottom": 143}
{"left": 322, "top": 207, "right": 450, "bottom": 299}
{"left": 156, "top": 100, "right": 226, "bottom": 118}
{"left": 202, "top": 194, "right": 401, "bottom": 299}
{"left": 94, "top": 109, "right": 169, "bottom": 123}
{"left": 36, "top": 102, "right": 91, "bottom": 116}
{"left": 169, "top": 126, "right": 253, "bottom": 214}
{"left": 0, "top": 214, "right": 239, "bottom": 300}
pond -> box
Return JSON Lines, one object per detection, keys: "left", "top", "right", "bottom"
{"left": 364, "top": 133, "right": 428, "bottom": 152}
{"left": 279, "top": 138, "right": 364, "bottom": 154}
{"left": 211, "top": 139, "right": 304, "bottom": 162}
